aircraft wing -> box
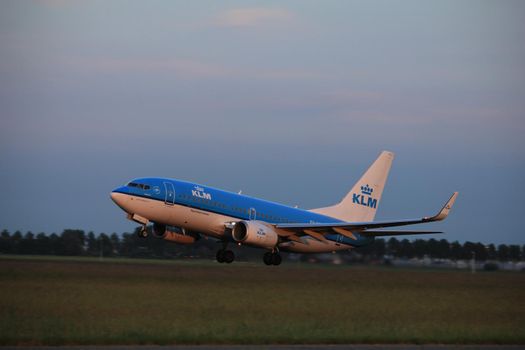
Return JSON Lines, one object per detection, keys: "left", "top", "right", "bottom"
{"left": 359, "top": 230, "right": 443, "bottom": 237}
{"left": 275, "top": 192, "right": 458, "bottom": 239}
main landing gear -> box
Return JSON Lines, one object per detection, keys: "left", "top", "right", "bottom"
{"left": 263, "top": 251, "right": 282, "bottom": 266}
{"left": 137, "top": 225, "right": 148, "bottom": 238}
{"left": 216, "top": 249, "right": 235, "bottom": 264}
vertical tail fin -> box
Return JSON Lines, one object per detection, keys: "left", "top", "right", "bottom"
{"left": 310, "top": 151, "right": 394, "bottom": 222}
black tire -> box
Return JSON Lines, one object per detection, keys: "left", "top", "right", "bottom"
{"left": 224, "top": 250, "right": 235, "bottom": 264}
{"left": 272, "top": 253, "right": 282, "bottom": 266}
{"left": 216, "top": 249, "right": 225, "bottom": 263}
{"left": 138, "top": 229, "right": 148, "bottom": 238}
{"left": 263, "top": 252, "right": 273, "bottom": 265}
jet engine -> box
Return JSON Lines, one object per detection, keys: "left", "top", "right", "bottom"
{"left": 152, "top": 223, "right": 197, "bottom": 244}
{"left": 232, "top": 221, "right": 278, "bottom": 249}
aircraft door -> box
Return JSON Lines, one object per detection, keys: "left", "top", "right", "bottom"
{"left": 249, "top": 207, "right": 256, "bottom": 220}
{"left": 164, "top": 182, "right": 175, "bottom": 205}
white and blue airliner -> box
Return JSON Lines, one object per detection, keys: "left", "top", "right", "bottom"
{"left": 110, "top": 151, "right": 457, "bottom": 265}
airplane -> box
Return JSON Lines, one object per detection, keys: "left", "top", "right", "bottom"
{"left": 110, "top": 151, "right": 458, "bottom": 265}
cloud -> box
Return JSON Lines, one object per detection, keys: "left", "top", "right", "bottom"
{"left": 62, "top": 57, "right": 229, "bottom": 79}
{"left": 214, "top": 8, "right": 293, "bottom": 28}
{"left": 62, "top": 56, "right": 326, "bottom": 81}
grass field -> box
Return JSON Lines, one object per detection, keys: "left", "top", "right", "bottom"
{"left": 0, "top": 255, "right": 524, "bottom": 345}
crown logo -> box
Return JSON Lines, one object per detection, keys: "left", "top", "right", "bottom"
{"left": 361, "top": 184, "right": 373, "bottom": 196}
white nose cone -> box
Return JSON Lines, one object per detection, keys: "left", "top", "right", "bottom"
{"left": 110, "top": 192, "right": 125, "bottom": 208}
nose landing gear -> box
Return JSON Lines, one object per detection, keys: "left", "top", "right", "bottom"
{"left": 128, "top": 213, "right": 149, "bottom": 239}
{"left": 137, "top": 225, "right": 148, "bottom": 238}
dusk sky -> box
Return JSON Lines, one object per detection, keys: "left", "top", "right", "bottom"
{"left": 1, "top": 0, "right": 524, "bottom": 244}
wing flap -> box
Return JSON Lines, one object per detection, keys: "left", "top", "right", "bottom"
{"left": 303, "top": 229, "right": 328, "bottom": 243}
{"left": 285, "top": 234, "right": 304, "bottom": 243}
{"left": 332, "top": 227, "right": 357, "bottom": 240}
{"left": 360, "top": 230, "right": 443, "bottom": 237}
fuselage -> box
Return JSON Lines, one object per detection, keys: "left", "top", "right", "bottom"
{"left": 110, "top": 177, "right": 374, "bottom": 253}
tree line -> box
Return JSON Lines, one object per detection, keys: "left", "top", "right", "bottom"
{"left": 0, "top": 228, "right": 523, "bottom": 262}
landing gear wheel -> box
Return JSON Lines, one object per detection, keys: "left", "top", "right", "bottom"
{"left": 272, "top": 253, "right": 283, "bottom": 266}
{"left": 216, "top": 249, "right": 225, "bottom": 263}
{"left": 223, "top": 250, "right": 235, "bottom": 264}
{"left": 263, "top": 252, "right": 273, "bottom": 266}
{"left": 138, "top": 227, "right": 148, "bottom": 238}
{"left": 271, "top": 253, "right": 282, "bottom": 266}
{"left": 263, "top": 252, "right": 282, "bottom": 266}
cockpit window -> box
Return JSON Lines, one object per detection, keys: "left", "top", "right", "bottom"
{"left": 128, "top": 182, "right": 150, "bottom": 190}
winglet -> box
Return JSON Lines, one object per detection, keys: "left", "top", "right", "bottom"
{"left": 426, "top": 192, "right": 458, "bottom": 222}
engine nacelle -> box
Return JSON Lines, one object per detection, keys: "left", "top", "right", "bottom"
{"left": 152, "top": 223, "right": 167, "bottom": 238}
{"left": 152, "top": 223, "right": 197, "bottom": 244}
{"left": 232, "top": 221, "right": 278, "bottom": 249}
